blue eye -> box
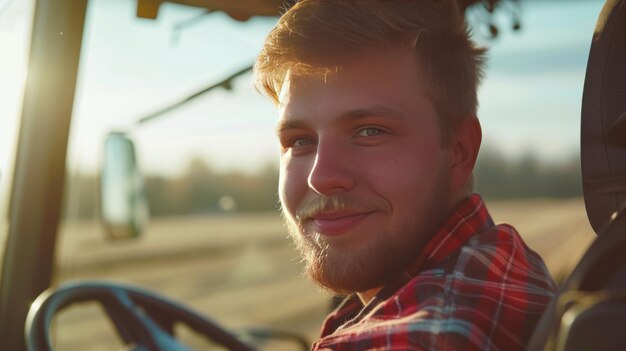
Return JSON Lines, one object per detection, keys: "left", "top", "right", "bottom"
{"left": 292, "top": 138, "right": 313, "bottom": 147}
{"left": 357, "top": 127, "right": 383, "bottom": 137}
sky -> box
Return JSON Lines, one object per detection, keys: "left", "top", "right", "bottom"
{"left": 0, "top": 0, "right": 607, "bottom": 180}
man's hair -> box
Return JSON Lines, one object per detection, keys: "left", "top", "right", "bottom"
{"left": 254, "top": 0, "right": 487, "bottom": 143}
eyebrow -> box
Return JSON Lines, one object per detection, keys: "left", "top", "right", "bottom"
{"left": 275, "top": 105, "right": 406, "bottom": 134}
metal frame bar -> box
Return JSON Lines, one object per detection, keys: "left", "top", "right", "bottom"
{"left": 0, "top": 0, "right": 87, "bottom": 349}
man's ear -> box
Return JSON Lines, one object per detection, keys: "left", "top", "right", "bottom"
{"left": 449, "top": 115, "right": 482, "bottom": 194}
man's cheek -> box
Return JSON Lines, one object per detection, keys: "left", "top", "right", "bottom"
{"left": 278, "top": 165, "right": 305, "bottom": 216}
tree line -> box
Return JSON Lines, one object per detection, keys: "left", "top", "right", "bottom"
{"left": 474, "top": 149, "right": 581, "bottom": 199}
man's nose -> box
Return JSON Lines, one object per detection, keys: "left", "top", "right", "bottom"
{"left": 307, "top": 139, "right": 355, "bottom": 195}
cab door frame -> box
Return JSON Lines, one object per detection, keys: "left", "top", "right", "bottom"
{"left": 0, "top": 1, "right": 87, "bottom": 350}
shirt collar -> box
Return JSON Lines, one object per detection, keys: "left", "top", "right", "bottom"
{"left": 372, "top": 194, "right": 493, "bottom": 300}
{"left": 407, "top": 193, "right": 494, "bottom": 274}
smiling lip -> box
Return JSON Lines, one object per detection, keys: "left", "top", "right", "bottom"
{"left": 310, "top": 211, "right": 373, "bottom": 236}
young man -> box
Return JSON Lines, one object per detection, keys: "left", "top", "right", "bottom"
{"left": 255, "top": 1, "right": 556, "bottom": 350}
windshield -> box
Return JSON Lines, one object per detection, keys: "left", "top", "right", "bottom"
{"left": 5, "top": 0, "right": 604, "bottom": 349}
{"left": 54, "top": 1, "right": 326, "bottom": 349}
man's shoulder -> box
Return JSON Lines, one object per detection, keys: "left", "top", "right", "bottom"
{"left": 458, "top": 222, "right": 555, "bottom": 286}
{"left": 353, "top": 223, "right": 556, "bottom": 350}
{"left": 397, "top": 221, "right": 555, "bottom": 302}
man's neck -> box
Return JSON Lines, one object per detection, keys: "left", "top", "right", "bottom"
{"left": 355, "top": 193, "right": 473, "bottom": 306}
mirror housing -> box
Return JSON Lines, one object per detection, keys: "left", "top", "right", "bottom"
{"left": 100, "top": 132, "right": 148, "bottom": 239}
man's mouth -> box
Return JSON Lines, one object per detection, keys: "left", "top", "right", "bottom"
{"left": 309, "top": 210, "right": 374, "bottom": 236}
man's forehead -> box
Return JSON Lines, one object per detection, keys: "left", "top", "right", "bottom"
{"left": 276, "top": 48, "right": 404, "bottom": 106}
{"left": 277, "top": 67, "right": 352, "bottom": 124}
{"left": 278, "top": 52, "right": 424, "bottom": 107}
{"left": 277, "top": 73, "right": 322, "bottom": 120}
{"left": 278, "top": 66, "right": 342, "bottom": 105}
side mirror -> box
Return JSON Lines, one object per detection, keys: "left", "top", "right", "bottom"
{"left": 100, "top": 132, "right": 148, "bottom": 239}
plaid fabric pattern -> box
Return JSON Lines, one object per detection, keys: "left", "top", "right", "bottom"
{"left": 314, "top": 194, "right": 557, "bottom": 351}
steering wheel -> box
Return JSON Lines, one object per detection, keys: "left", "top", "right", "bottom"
{"left": 24, "top": 280, "right": 255, "bottom": 351}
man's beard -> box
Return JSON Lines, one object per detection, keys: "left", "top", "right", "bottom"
{"left": 283, "top": 169, "right": 451, "bottom": 296}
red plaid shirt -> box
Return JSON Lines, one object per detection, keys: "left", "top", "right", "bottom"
{"left": 314, "top": 194, "right": 556, "bottom": 351}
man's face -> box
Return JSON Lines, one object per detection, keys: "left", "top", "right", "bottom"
{"left": 276, "top": 49, "right": 455, "bottom": 295}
